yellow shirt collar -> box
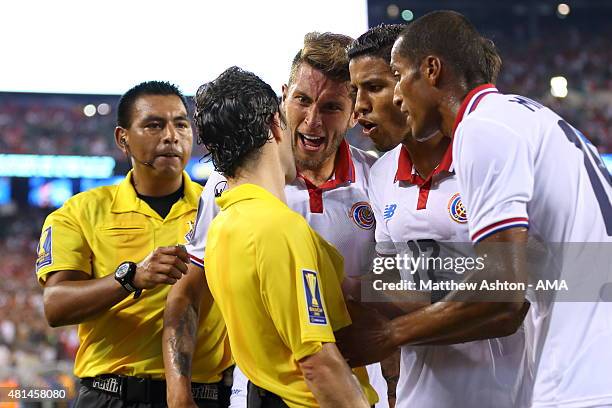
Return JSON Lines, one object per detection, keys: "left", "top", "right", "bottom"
{"left": 216, "top": 183, "right": 285, "bottom": 211}
{"left": 111, "top": 170, "right": 200, "bottom": 220}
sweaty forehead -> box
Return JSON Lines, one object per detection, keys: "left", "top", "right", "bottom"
{"left": 290, "top": 64, "right": 352, "bottom": 103}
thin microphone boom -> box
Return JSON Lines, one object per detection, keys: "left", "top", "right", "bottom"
{"left": 123, "top": 139, "right": 155, "bottom": 169}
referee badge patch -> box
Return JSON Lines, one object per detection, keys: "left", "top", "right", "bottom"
{"left": 185, "top": 221, "right": 195, "bottom": 243}
{"left": 302, "top": 269, "right": 327, "bottom": 325}
{"left": 36, "top": 226, "right": 53, "bottom": 271}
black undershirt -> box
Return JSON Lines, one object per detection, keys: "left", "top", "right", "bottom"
{"left": 137, "top": 183, "right": 184, "bottom": 219}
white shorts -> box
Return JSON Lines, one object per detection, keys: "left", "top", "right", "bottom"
{"left": 230, "top": 363, "right": 389, "bottom": 407}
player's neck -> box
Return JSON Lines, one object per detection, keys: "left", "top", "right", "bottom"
{"left": 131, "top": 167, "right": 183, "bottom": 197}
{"left": 297, "top": 149, "right": 337, "bottom": 187}
{"left": 227, "top": 147, "right": 287, "bottom": 203}
{"left": 402, "top": 133, "right": 450, "bottom": 179}
{"left": 439, "top": 86, "right": 468, "bottom": 138}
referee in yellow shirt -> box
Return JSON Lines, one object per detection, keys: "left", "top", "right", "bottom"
{"left": 36, "top": 81, "right": 232, "bottom": 407}
{"left": 192, "top": 66, "right": 369, "bottom": 408}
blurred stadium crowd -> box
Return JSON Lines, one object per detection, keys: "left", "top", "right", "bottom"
{"left": 0, "top": 23, "right": 610, "bottom": 405}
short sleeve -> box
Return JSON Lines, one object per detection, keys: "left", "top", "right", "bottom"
{"left": 454, "top": 118, "right": 533, "bottom": 242}
{"left": 36, "top": 200, "right": 92, "bottom": 285}
{"left": 185, "top": 171, "right": 226, "bottom": 268}
{"left": 256, "top": 218, "right": 339, "bottom": 361}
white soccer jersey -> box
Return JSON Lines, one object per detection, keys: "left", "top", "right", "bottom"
{"left": 187, "top": 141, "right": 389, "bottom": 408}
{"left": 453, "top": 85, "right": 612, "bottom": 408}
{"left": 369, "top": 143, "right": 525, "bottom": 408}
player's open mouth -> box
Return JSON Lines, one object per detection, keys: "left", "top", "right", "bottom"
{"left": 298, "top": 132, "right": 326, "bottom": 152}
{"left": 358, "top": 119, "right": 378, "bottom": 137}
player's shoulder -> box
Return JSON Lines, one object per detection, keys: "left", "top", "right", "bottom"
{"left": 462, "top": 91, "right": 553, "bottom": 135}
{"left": 349, "top": 145, "right": 377, "bottom": 169}
{"left": 370, "top": 144, "right": 402, "bottom": 178}
{"left": 251, "top": 205, "right": 312, "bottom": 240}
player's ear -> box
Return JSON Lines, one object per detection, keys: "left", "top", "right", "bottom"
{"left": 114, "top": 127, "right": 128, "bottom": 153}
{"left": 270, "top": 113, "right": 284, "bottom": 144}
{"left": 423, "top": 55, "right": 442, "bottom": 87}
{"left": 281, "top": 84, "right": 288, "bottom": 102}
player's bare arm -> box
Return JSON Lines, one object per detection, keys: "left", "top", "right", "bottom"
{"left": 339, "top": 228, "right": 528, "bottom": 366}
{"left": 298, "top": 342, "right": 369, "bottom": 408}
{"left": 42, "top": 245, "right": 188, "bottom": 327}
{"left": 162, "top": 263, "right": 206, "bottom": 408}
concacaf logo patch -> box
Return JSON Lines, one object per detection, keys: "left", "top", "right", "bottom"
{"left": 36, "top": 226, "right": 53, "bottom": 271}
{"left": 447, "top": 193, "right": 468, "bottom": 224}
{"left": 184, "top": 221, "right": 195, "bottom": 243}
{"left": 349, "top": 201, "right": 375, "bottom": 230}
{"left": 302, "top": 269, "right": 327, "bottom": 325}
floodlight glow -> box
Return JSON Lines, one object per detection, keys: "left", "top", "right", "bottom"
{"left": 401, "top": 10, "right": 414, "bottom": 21}
{"left": 387, "top": 4, "right": 400, "bottom": 18}
{"left": 550, "top": 76, "right": 568, "bottom": 98}
{"left": 557, "top": 3, "right": 570, "bottom": 16}
{"left": 83, "top": 104, "right": 96, "bottom": 117}
{"left": 97, "top": 103, "right": 111, "bottom": 115}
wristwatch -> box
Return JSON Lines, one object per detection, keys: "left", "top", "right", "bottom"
{"left": 114, "top": 261, "right": 142, "bottom": 299}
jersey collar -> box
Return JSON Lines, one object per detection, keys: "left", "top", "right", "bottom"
{"left": 394, "top": 142, "right": 454, "bottom": 186}
{"left": 216, "top": 183, "right": 285, "bottom": 211}
{"left": 452, "top": 83, "right": 499, "bottom": 137}
{"left": 112, "top": 170, "right": 199, "bottom": 220}
{"left": 296, "top": 139, "right": 356, "bottom": 190}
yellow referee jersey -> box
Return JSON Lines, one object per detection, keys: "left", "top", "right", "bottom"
{"left": 205, "top": 184, "right": 377, "bottom": 407}
{"left": 36, "top": 171, "right": 232, "bottom": 382}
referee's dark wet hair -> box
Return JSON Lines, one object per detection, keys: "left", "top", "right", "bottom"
{"left": 117, "top": 81, "right": 189, "bottom": 128}
{"left": 395, "top": 10, "right": 502, "bottom": 88}
{"left": 347, "top": 24, "right": 406, "bottom": 64}
{"left": 194, "top": 66, "right": 283, "bottom": 178}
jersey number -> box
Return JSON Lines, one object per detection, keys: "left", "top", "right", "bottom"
{"left": 406, "top": 239, "right": 441, "bottom": 285}
{"left": 558, "top": 120, "right": 612, "bottom": 235}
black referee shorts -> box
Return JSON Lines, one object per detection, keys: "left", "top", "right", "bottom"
{"left": 74, "top": 384, "right": 223, "bottom": 408}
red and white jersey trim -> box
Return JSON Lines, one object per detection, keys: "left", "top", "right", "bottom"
{"left": 472, "top": 217, "right": 530, "bottom": 242}
{"left": 189, "top": 253, "right": 204, "bottom": 268}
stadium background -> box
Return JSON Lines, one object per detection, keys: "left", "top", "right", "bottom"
{"left": 0, "top": 0, "right": 610, "bottom": 406}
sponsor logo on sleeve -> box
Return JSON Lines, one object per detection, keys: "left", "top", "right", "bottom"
{"left": 36, "top": 226, "right": 53, "bottom": 272}
{"left": 302, "top": 269, "right": 327, "bottom": 325}
{"left": 349, "top": 201, "right": 375, "bottom": 230}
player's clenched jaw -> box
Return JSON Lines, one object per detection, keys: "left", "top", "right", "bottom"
{"left": 282, "top": 63, "right": 355, "bottom": 172}
{"left": 390, "top": 37, "right": 442, "bottom": 142}
{"left": 350, "top": 55, "right": 409, "bottom": 152}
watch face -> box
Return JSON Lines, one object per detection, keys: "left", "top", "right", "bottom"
{"left": 116, "top": 263, "right": 130, "bottom": 279}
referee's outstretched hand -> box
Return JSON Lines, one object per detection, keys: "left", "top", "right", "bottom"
{"left": 133, "top": 245, "right": 189, "bottom": 289}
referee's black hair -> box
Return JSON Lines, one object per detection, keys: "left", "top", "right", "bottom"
{"left": 194, "top": 66, "right": 282, "bottom": 178}
{"left": 395, "top": 10, "right": 502, "bottom": 88}
{"left": 347, "top": 24, "right": 406, "bottom": 64}
{"left": 117, "top": 81, "right": 189, "bottom": 128}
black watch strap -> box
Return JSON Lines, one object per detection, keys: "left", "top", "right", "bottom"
{"left": 115, "top": 261, "right": 142, "bottom": 299}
